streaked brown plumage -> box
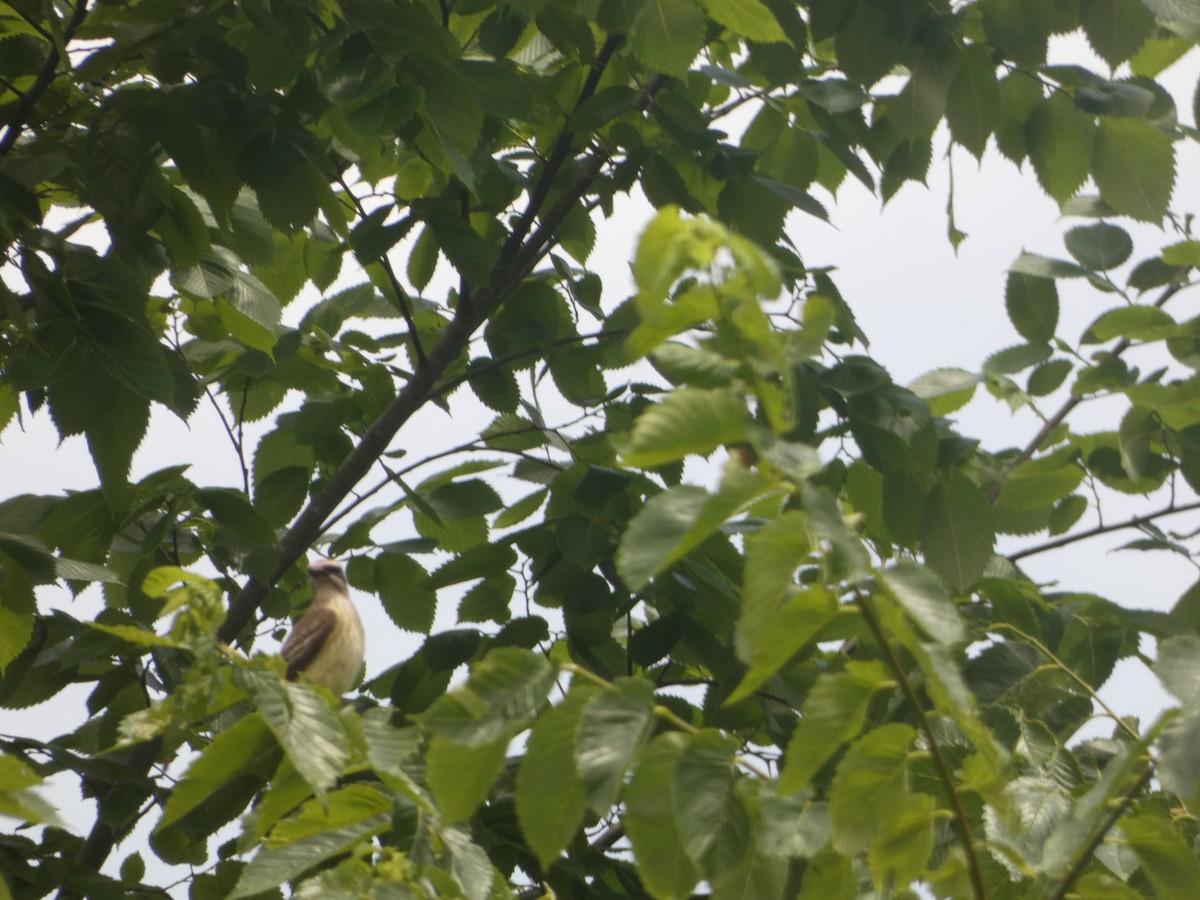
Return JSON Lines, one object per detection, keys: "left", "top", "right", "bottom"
{"left": 281, "top": 559, "right": 364, "bottom": 695}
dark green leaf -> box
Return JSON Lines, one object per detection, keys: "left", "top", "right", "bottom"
{"left": 1005, "top": 272, "right": 1059, "bottom": 344}
{"left": 1064, "top": 223, "right": 1133, "bottom": 271}
{"left": 919, "top": 473, "right": 995, "bottom": 593}
{"left": 576, "top": 681, "right": 656, "bottom": 814}
{"left": 515, "top": 687, "right": 592, "bottom": 867}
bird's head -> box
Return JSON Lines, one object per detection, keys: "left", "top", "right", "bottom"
{"left": 309, "top": 559, "right": 348, "bottom": 595}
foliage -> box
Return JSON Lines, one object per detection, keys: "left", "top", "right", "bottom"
{"left": 4, "top": 0, "right": 1200, "bottom": 898}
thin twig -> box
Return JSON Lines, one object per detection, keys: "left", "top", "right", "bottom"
{"left": 991, "top": 281, "right": 1187, "bottom": 501}
{"left": 1008, "top": 499, "right": 1200, "bottom": 562}
{"left": 855, "top": 589, "right": 988, "bottom": 900}
{"left": 335, "top": 173, "right": 428, "bottom": 367}
{"left": 988, "top": 624, "right": 1146, "bottom": 747}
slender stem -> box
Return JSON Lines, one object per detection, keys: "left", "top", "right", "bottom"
{"left": 855, "top": 589, "right": 988, "bottom": 900}
{"left": 1046, "top": 766, "right": 1154, "bottom": 900}
{"left": 991, "top": 281, "right": 1186, "bottom": 502}
{"left": 987, "top": 624, "right": 1146, "bottom": 747}
{"left": 1008, "top": 499, "right": 1200, "bottom": 562}
{"left": 336, "top": 174, "right": 428, "bottom": 367}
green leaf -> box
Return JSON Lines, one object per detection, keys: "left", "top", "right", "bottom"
{"left": 420, "top": 647, "right": 556, "bottom": 746}
{"left": 1163, "top": 240, "right": 1200, "bottom": 266}
{"left": 731, "top": 511, "right": 838, "bottom": 701}
{"left": 867, "top": 791, "right": 935, "bottom": 890}
{"left": 1026, "top": 91, "right": 1095, "bottom": 203}
{"left": 493, "top": 489, "right": 547, "bottom": 529}
{"left": 427, "top": 734, "right": 509, "bottom": 823}
{"left": 1155, "top": 635, "right": 1200, "bottom": 703}
{"left": 375, "top": 553, "right": 436, "bottom": 634}
{"left": 0, "top": 606, "right": 34, "bottom": 675}
{"left": 343, "top": 85, "right": 422, "bottom": 138}
{"left": 1159, "top": 702, "right": 1200, "bottom": 808}
{"left": 1139, "top": 0, "right": 1200, "bottom": 26}
{"left": 799, "top": 79, "right": 868, "bottom": 113}
{"left": 628, "top": 0, "right": 708, "bottom": 76}
{"left": 194, "top": 488, "right": 277, "bottom": 547}
{"left": 983, "top": 342, "right": 1053, "bottom": 377}
{"left": 835, "top": 1, "right": 901, "bottom": 87}
{"left": 995, "top": 70, "right": 1045, "bottom": 162}
{"left": 1082, "top": 305, "right": 1176, "bottom": 343}
{"left": 616, "top": 468, "right": 783, "bottom": 591}
{"left": 674, "top": 731, "right": 751, "bottom": 878}
{"left": 576, "top": 681, "right": 656, "bottom": 814}
{"left": 1064, "top": 222, "right": 1133, "bottom": 271}
{"left": 152, "top": 713, "right": 279, "bottom": 862}
{"left": 515, "top": 687, "right": 592, "bottom": 867}
{"left": 829, "top": 723, "right": 915, "bottom": 855}
{"left": 625, "top": 733, "right": 700, "bottom": 898}
{"left": 1118, "top": 404, "right": 1157, "bottom": 479}
{"left": 410, "top": 59, "right": 482, "bottom": 153}
{"left": 730, "top": 583, "right": 836, "bottom": 704}
{"left": 408, "top": 225, "right": 439, "bottom": 291}
{"left": 946, "top": 44, "right": 999, "bottom": 158}
{"left": 879, "top": 561, "right": 965, "bottom": 644}
{"left": 1009, "top": 252, "right": 1088, "bottom": 280}
{"left": 919, "top": 473, "right": 995, "bottom": 593}
{"left": 1094, "top": 117, "right": 1175, "bottom": 222}
{"left": 458, "top": 574, "right": 515, "bottom": 624}
{"left": 467, "top": 358, "right": 520, "bottom": 413}
{"left": 1005, "top": 271, "right": 1059, "bottom": 344}
{"left": 651, "top": 342, "right": 739, "bottom": 388}
{"left": 623, "top": 387, "right": 748, "bottom": 467}
{"left": 1081, "top": 0, "right": 1155, "bottom": 67}
{"left": 779, "top": 661, "right": 891, "bottom": 794}
{"left": 1122, "top": 814, "right": 1200, "bottom": 896}
{"left": 908, "top": 368, "right": 980, "bottom": 416}
{"left": 86, "top": 622, "right": 182, "bottom": 649}
{"left": 1028, "top": 359, "right": 1073, "bottom": 397}
{"left": 427, "top": 541, "right": 517, "bottom": 589}
{"left": 229, "top": 813, "right": 390, "bottom": 898}
{"left": 1049, "top": 494, "right": 1089, "bottom": 534}
{"left": 997, "top": 450, "right": 1086, "bottom": 510}
{"left": 0, "top": 751, "right": 62, "bottom": 827}
{"left": 243, "top": 672, "right": 349, "bottom": 801}
{"left": 414, "top": 199, "right": 496, "bottom": 284}
{"left": 266, "top": 783, "right": 393, "bottom": 847}
{"left": 700, "top": 0, "right": 787, "bottom": 43}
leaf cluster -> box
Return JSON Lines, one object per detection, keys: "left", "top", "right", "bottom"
{"left": 5, "top": 1, "right": 1200, "bottom": 899}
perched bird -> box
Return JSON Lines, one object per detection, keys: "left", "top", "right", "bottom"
{"left": 281, "top": 559, "right": 365, "bottom": 695}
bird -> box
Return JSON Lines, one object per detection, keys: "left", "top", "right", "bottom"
{"left": 281, "top": 559, "right": 365, "bottom": 695}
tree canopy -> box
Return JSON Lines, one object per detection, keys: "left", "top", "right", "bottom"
{"left": 4, "top": 0, "right": 1200, "bottom": 897}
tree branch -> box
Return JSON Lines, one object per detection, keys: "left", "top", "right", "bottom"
{"left": 1046, "top": 765, "right": 1153, "bottom": 900}
{"left": 432, "top": 326, "right": 629, "bottom": 400}
{"left": 497, "top": 34, "right": 626, "bottom": 264}
{"left": 0, "top": 0, "right": 89, "bottom": 157}
{"left": 71, "top": 31, "right": 656, "bottom": 887}
{"left": 1008, "top": 499, "right": 1200, "bottom": 562}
